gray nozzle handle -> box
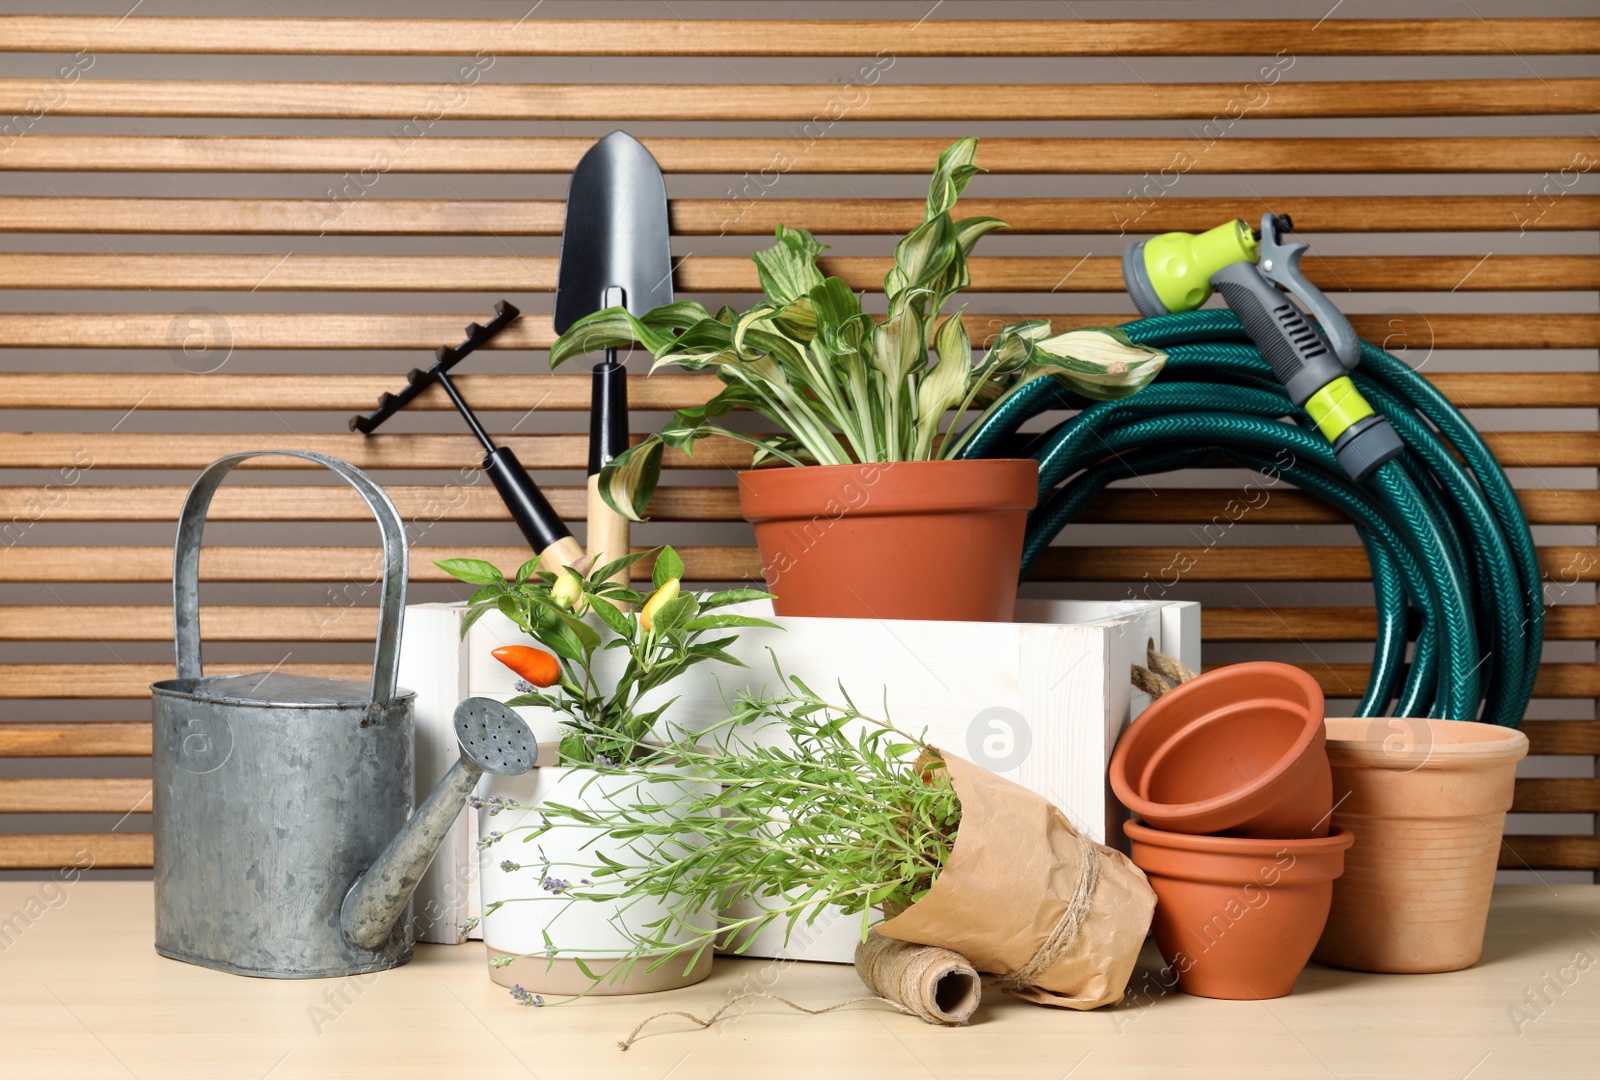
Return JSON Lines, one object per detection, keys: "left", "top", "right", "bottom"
{"left": 1255, "top": 213, "right": 1360, "bottom": 369}
{"left": 1211, "top": 262, "right": 1401, "bottom": 481}
{"left": 1211, "top": 262, "right": 1345, "bottom": 406}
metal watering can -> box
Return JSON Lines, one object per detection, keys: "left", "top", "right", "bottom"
{"left": 151, "top": 450, "right": 536, "bottom": 979}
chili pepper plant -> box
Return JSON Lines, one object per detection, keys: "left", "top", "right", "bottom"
{"left": 436, "top": 546, "right": 776, "bottom": 765}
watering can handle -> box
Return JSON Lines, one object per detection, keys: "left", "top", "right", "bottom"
{"left": 172, "top": 450, "right": 408, "bottom": 707}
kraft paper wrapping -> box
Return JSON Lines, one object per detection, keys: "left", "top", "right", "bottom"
{"left": 877, "top": 752, "right": 1155, "bottom": 1009}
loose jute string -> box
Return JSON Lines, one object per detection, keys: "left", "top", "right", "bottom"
{"left": 617, "top": 992, "right": 916, "bottom": 1051}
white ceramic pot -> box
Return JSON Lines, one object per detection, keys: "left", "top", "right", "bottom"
{"left": 477, "top": 763, "right": 712, "bottom": 996}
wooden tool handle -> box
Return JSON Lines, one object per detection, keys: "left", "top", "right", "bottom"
{"left": 587, "top": 473, "right": 632, "bottom": 586}
{"left": 534, "top": 534, "right": 587, "bottom": 575}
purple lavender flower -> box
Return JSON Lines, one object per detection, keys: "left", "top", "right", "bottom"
{"left": 540, "top": 876, "right": 571, "bottom": 895}
{"left": 514, "top": 679, "right": 537, "bottom": 694}
{"left": 457, "top": 916, "right": 480, "bottom": 935}
{"left": 499, "top": 859, "right": 522, "bottom": 873}
{"left": 509, "top": 984, "right": 544, "bottom": 1007}
{"left": 476, "top": 830, "right": 503, "bottom": 850}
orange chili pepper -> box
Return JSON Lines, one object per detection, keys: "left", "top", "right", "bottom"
{"left": 492, "top": 645, "right": 560, "bottom": 688}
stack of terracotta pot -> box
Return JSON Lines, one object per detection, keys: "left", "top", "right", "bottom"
{"left": 1110, "top": 663, "right": 1352, "bottom": 999}
{"left": 1111, "top": 662, "right": 1534, "bottom": 997}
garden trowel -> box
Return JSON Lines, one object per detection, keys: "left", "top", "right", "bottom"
{"left": 555, "top": 131, "right": 674, "bottom": 585}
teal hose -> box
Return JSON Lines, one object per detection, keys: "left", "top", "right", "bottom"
{"left": 956, "top": 310, "right": 1542, "bottom": 726}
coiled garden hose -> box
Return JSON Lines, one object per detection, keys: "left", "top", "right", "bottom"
{"left": 956, "top": 310, "right": 1542, "bottom": 727}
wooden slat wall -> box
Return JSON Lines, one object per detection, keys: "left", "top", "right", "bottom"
{"left": 0, "top": 8, "right": 1594, "bottom": 878}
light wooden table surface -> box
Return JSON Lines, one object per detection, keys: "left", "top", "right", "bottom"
{"left": 0, "top": 882, "right": 1594, "bottom": 1079}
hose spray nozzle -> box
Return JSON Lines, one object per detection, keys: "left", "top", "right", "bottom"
{"left": 1122, "top": 213, "right": 1401, "bottom": 481}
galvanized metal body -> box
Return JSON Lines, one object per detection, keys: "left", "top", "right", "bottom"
{"left": 152, "top": 450, "right": 418, "bottom": 979}
{"left": 152, "top": 675, "right": 416, "bottom": 978}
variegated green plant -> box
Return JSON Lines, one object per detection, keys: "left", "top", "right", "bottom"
{"left": 550, "top": 138, "right": 1168, "bottom": 520}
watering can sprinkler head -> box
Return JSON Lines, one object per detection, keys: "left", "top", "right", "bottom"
{"left": 340, "top": 698, "right": 536, "bottom": 953}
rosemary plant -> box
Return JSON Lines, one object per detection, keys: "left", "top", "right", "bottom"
{"left": 436, "top": 546, "right": 775, "bottom": 765}
{"left": 482, "top": 673, "right": 962, "bottom": 988}
{"left": 549, "top": 137, "right": 1169, "bottom": 519}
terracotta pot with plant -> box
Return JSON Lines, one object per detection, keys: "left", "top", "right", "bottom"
{"left": 550, "top": 139, "right": 1168, "bottom": 621}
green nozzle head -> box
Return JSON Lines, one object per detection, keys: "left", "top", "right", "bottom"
{"left": 1123, "top": 219, "right": 1261, "bottom": 317}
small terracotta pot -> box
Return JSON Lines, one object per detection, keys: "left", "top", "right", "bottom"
{"left": 1125, "top": 820, "right": 1354, "bottom": 1000}
{"left": 1313, "top": 717, "right": 1529, "bottom": 974}
{"left": 1109, "top": 662, "right": 1332, "bottom": 839}
{"left": 738, "top": 459, "right": 1038, "bottom": 622}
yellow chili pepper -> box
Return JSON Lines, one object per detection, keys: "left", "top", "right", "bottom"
{"left": 639, "top": 578, "right": 680, "bottom": 631}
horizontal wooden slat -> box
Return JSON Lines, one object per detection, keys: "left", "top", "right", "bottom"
{"left": 4, "top": 136, "right": 1591, "bottom": 174}
{"left": 2, "top": 17, "right": 1594, "bottom": 56}
{"left": 3, "top": 370, "right": 1594, "bottom": 413}
{"left": 1519, "top": 721, "right": 1600, "bottom": 757}
{"left": 10, "top": 602, "right": 1599, "bottom": 646}
{"left": 0, "top": 663, "right": 367, "bottom": 699}
{"left": 4, "top": 196, "right": 1598, "bottom": 236}
{"left": 1039, "top": 544, "right": 1600, "bottom": 582}
{"left": 1206, "top": 606, "right": 1600, "bottom": 643}
{"left": 3, "top": 312, "right": 1592, "bottom": 351}
{"left": 0, "top": 605, "right": 379, "bottom": 642}
{"left": 0, "top": 545, "right": 699, "bottom": 584}
{"left": 2, "top": 430, "right": 1587, "bottom": 470}
{"left": 0, "top": 484, "right": 1588, "bottom": 527}
{"left": 0, "top": 777, "right": 149, "bottom": 814}
{"left": 6, "top": 719, "right": 1587, "bottom": 762}
{"left": 0, "top": 722, "right": 150, "bottom": 757}
{"left": 0, "top": 483, "right": 737, "bottom": 524}
{"left": 1066, "top": 488, "right": 1600, "bottom": 527}
{"left": 0, "top": 832, "right": 151, "bottom": 870}
{"left": 5, "top": 660, "right": 1595, "bottom": 700}
{"left": 4, "top": 253, "right": 1588, "bottom": 293}
{"left": 0, "top": 432, "right": 747, "bottom": 470}
{"left": 1512, "top": 778, "right": 1600, "bottom": 814}
{"left": 8, "top": 78, "right": 1594, "bottom": 120}
{"left": 1500, "top": 835, "right": 1600, "bottom": 872}
{"left": 1241, "top": 663, "right": 1600, "bottom": 700}
{"left": 1, "top": 545, "right": 1594, "bottom": 585}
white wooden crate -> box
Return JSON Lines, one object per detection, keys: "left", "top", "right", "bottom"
{"left": 423, "top": 598, "right": 1199, "bottom": 960}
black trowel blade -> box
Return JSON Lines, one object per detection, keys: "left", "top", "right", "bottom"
{"left": 554, "top": 131, "right": 674, "bottom": 333}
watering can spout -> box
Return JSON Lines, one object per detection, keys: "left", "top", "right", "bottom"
{"left": 341, "top": 698, "right": 537, "bottom": 953}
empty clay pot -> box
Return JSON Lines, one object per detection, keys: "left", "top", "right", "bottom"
{"left": 1109, "top": 662, "right": 1332, "bottom": 839}
{"left": 738, "top": 459, "right": 1038, "bottom": 622}
{"left": 1313, "top": 717, "right": 1529, "bottom": 974}
{"left": 1125, "top": 820, "right": 1354, "bottom": 1000}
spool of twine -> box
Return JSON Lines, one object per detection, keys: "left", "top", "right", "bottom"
{"left": 854, "top": 930, "right": 982, "bottom": 1026}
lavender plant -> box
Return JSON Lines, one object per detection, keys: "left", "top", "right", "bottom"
{"left": 481, "top": 673, "right": 962, "bottom": 991}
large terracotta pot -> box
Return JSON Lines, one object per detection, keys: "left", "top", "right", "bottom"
{"left": 738, "top": 459, "right": 1038, "bottom": 621}
{"left": 1109, "top": 663, "right": 1332, "bottom": 839}
{"left": 1312, "top": 717, "right": 1529, "bottom": 974}
{"left": 1125, "top": 820, "right": 1354, "bottom": 1000}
